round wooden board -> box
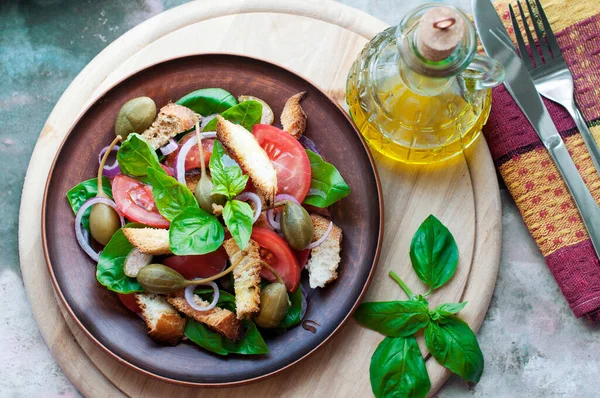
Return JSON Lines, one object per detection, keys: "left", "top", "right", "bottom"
{"left": 18, "top": 1, "right": 502, "bottom": 397}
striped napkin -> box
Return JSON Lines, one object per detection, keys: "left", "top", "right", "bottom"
{"left": 483, "top": 0, "right": 600, "bottom": 321}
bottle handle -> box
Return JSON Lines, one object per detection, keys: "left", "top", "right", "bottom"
{"left": 462, "top": 54, "right": 505, "bottom": 90}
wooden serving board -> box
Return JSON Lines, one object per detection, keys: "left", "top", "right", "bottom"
{"left": 18, "top": 0, "right": 502, "bottom": 396}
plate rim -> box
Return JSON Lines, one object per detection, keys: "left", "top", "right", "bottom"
{"left": 41, "top": 52, "right": 384, "bottom": 387}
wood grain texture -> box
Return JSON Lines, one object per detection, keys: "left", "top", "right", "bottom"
{"left": 18, "top": 0, "right": 501, "bottom": 397}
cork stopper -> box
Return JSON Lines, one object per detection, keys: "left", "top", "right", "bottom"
{"left": 416, "top": 7, "right": 465, "bottom": 62}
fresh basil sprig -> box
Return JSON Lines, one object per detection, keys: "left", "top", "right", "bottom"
{"left": 303, "top": 150, "right": 350, "bottom": 208}
{"left": 169, "top": 207, "right": 224, "bottom": 255}
{"left": 223, "top": 200, "right": 253, "bottom": 250}
{"left": 279, "top": 285, "right": 304, "bottom": 329}
{"left": 354, "top": 215, "right": 484, "bottom": 397}
{"left": 146, "top": 166, "right": 198, "bottom": 221}
{"left": 203, "top": 100, "right": 263, "bottom": 132}
{"left": 66, "top": 177, "right": 112, "bottom": 231}
{"left": 176, "top": 88, "right": 237, "bottom": 116}
{"left": 117, "top": 133, "right": 165, "bottom": 177}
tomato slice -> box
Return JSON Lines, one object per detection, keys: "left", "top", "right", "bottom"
{"left": 251, "top": 227, "right": 300, "bottom": 292}
{"left": 163, "top": 133, "right": 215, "bottom": 170}
{"left": 112, "top": 174, "right": 169, "bottom": 228}
{"left": 117, "top": 293, "right": 141, "bottom": 313}
{"left": 294, "top": 249, "right": 311, "bottom": 270}
{"left": 252, "top": 124, "right": 311, "bottom": 203}
{"left": 162, "top": 248, "right": 228, "bottom": 280}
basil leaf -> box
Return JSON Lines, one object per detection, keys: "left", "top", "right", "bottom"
{"left": 370, "top": 336, "right": 431, "bottom": 398}
{"left": 280, "top": 285, "right": 304, "bottom": 329}
{"left": 203, "top": 100, "right": 263, "bottom": 132}
{"left": 431, "top": 302, "right": 467, "bottom": 321}
{"left": 424, "top": 316, "right": 484, "bottom": 383}
{"left": 303, "top": 150, "right": 350, "bottom": 208}
{"left": 117, "top": 133, "right": 164, "bottom": 177}
{"left": 96, "top": 224, "right": 143, "bottom": 294}
{"left": 176, "top": 88, "right": 237, "bottom": 116}
{"left": 410, "top": 215, "right": 458, "bottom": 290}
{"left": 169, "top": 207, "right": 224, "bottom": 255}
{"left": 223, "top": 200, "right": 253, "bottom": 250}
{"left": 66, "top": 177, "right": 112, "bottom": 231}
{"left": 185, "top": 319, "right": 269, "bottom": 356}
{"left": 354, "top": 300, "right": 430, "bottom": 337}
{"left": 184, "top": 320, "right": 229, "bottom": 355}
{"left": 146, "top": 167, "right": 198, "bottom": 221}
{"left": 209, "top": 141, "right": 248, "bottom": 200}
{"left": 195, "top": 288, "right": 236, "bottom": 313}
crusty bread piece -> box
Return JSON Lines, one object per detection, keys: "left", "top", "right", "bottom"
{"left": 215, "top": 116, "right": 277, "bottom": 206}
{"left": 167, "top": 290, "right": 242, "bottom": 341}
{"left": 135, "top": 293, "right": 186, "bottom": 345}
{"left": 122, "top": 228, "right": 171, "bottom": 255}
{"left": 306, "top": 215, "right": 343, "bottom": 288}
{"left": 280, "top": 91, "right": 307, "bottom": 139}
{"left": 185, "top": 171, "right": 201, "bottom": 193}
{"left": 222, "top": 238, "right": 261, "bottom": 320}
{"left": 142, "top": 103, "right": 200, "bottom": 149}
{"left": 123, "top": 248, "right": 152, "bottom": 277}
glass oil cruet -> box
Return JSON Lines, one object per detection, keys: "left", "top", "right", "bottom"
{"left": 346, "top": 4, "right": 505, "bottom": 164}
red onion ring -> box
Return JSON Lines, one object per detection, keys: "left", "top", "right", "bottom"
{"left": 307, "top": 221, "right": 333, "bottom": 249}
{"left": 75, "top": 197, "right": 125, "bottom": 261}
{"left": 298, "top": 136, "right": 320, "bottom": 156}
{"left": 159, "top": 138, "right": 178, "bottom": 156}
{"left": 308, "top": 188, "right": 326, "bottom": 198}
{"left": 184, "top": 281, "right": 219, "bottom": 312}
{"left": 98, "top": 145, "right": 121, "bottom": 178}
{"left": 300, "top": 286, "right": 308, "bottom": 320}
{"left": 201, "top": 114, "right": 218, "bottom": 130}
{"left": 266, "top": 208, "right": 281, "bottom": 230}
{"left": 175, "top": 132, "right": 217, "bottom": 183}
{"left": 234, "top": 192, "right": 262, "bottom": 223}
{"left": 275, "top": 193, "right": 300, "bottom": 205}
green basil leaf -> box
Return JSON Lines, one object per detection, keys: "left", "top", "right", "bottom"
{"left": 66, "top": 177, "right": 112, "bottom": 231}
{"left": 203, "top": 100, "right": 263, "bottom": 132}
{"left": 209, "top": 141, "right": 248, "bottom": 200}
{"left": 370, "top": 336, "right": 431, "bottom": 398}
{"left": 223, "top": 200, "right": 253, "bottom": 250}
{"left": 185, "top": 319, "right": 269, "bottom": 356}
{"left": 195, "top": 288, "right": 236, "bottom": 313}
{"left": 146, "top": 167, "right": 198, "bottom": 221}
{"left": 410, "top": 215, "right": 458, "bottom": 290}
{"left": 431, "top": 302, "right": 467, "bottom": 321}
{"left": 96, "top": 224, "right": 143, "bottom": 294}
{"left": 303, "top": 150, "right": 350, "bottom": 208}
{"left": 280, "top": 285, "right": 304, "bottom": 329}
{"left": 424, "top": 316, "right": 484, "bottom": 383}
{"left": 117, "top": 133, "right": 164, "bottom": 177}
{"left": 176, "top": 88, "right": 237, "bottom": 116}
{"left": 354, "top": 300, "right": 430, "bottom": 337}
{"left": 169, "top": 207, "right": 224, "bottom": 255}
{"left": 184, "top": 319, "right": 229, "bottom": 355}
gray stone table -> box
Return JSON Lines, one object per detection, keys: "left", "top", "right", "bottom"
{"left": 1, "top": 0, "right": 596, "bottom": 396}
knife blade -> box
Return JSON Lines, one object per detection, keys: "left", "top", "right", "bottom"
{"left": 473, "top": 0, "right": 600, "bottom": 258}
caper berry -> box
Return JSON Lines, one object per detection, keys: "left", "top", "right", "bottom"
{"left": 254, "top": 282, "right": 290, "bottom": 329}
{"left": 114, "top": 97, "right": 156, "bottom": 139}
{"left": 281, "top": 202, "right": 314, "bottom": 250}
{"left": 136, "top": 264, "right": 188, "bottom": 294}
{"left": 89, "top": 203, "right": 121, "bottom": 245}
{"left": 194, "top": 175, "right": 226, "bottom": 213}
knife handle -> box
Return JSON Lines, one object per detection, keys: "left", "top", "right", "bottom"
{"left": 548, "top": 138, "right": 600, "bottom": 258}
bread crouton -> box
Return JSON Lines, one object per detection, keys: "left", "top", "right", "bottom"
{"left": 135, "top": 293, "right": 186, "bottom": 345}
{"left": 142, "top": 103, "right": 200, "bottom": 149}
{"left": 184, "top": 169, "right": 201, "bottom": 193}
{"left": 215, "top": 116, "right": 277, "bottom": 206}
{"left": 122, "top": 228, "right": 171, "bottom": 255}
{"left": 306, "top": 215, "right": 343, "bottom": 288}
{"left": 280, "top": 91, "right": 307, "bottom": 139}
{"left": 123, "top": 248, "right": 152, "bottom": 277}
{"left": 222, "top": 238, "right": 261, "bottom": 320}
{"left": 167, "top": 290, "right": 242, "bottom": 341}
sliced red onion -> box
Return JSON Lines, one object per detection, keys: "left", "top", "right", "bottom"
{"left": 275, "top": 193, "right": 300, "bottom": 205}
{"left": 300, "top": 287, "right": 308, "bottom": 320}
{"left": 98, "top": 145, "right": 121, "bottom": 178}
{"left": 266, "top": 208, "right": 281, "bottom": 230}
{"left": 235, "top": 192, "right": 262, "bottom": 223}
{"left": 75, "top": 197, "right": 125, "bottom": 261}
{"left": 308, "top": 188, "right": 326, "bottom": 198}
{"left": 201, "top": 114, "right": 218, "bottom": 130}
{"left": 307, "top": 221, "right": 333, "bottom": 249}
{"left": 184, "top": 281, "right": 219, "bottom": 312}
{"left": 175, "top": 132, "right": 217, "bottom": 183}
{"left": 299, "top": 136, "right": 320, "bottom": 156}
{"left": 159, "top": 138, "right": 178, "bottom": 156}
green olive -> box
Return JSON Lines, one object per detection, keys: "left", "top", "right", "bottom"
{"left": 281, "top": 201, "right": 314, "bottom": 250}
{"left": 136, "top": 264, "right": 189, "bottom": 294}
{"left": 89, "top": 203, "right": 121, "bottom": 245}
{"left": 254, "top": 282, "right": 290, "bottom": 329}
{"left": 114, "top": 97, "right": 156, "bottom": 139}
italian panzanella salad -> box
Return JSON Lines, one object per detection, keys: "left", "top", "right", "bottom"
{"left": 66, "top": 88, "right": 350, "bottom": 353}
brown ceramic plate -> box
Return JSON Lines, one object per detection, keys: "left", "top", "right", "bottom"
{"left": 43, "top": 54, "right": 382, "bottom": 386}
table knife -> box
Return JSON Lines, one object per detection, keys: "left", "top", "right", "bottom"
{"left": 472, "top": 0, "right": 600, "bottom": 258}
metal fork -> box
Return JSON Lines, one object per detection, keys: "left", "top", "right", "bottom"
{"left": 509, "top": 0, "right": 600, "bottom": 175}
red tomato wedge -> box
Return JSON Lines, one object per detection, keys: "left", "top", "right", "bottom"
{"left": 252, "top": 227, "right": 300, "bottom": 292}
{"left": 294, "top": 249, "right": 311, "bottom": 270}
{"left": 117, "top": 293, "right": 141, "bottom": 313}
{"left": 112, "top": 174, "right": 169, "bottom": 228}
{"left": 163, "top": 133, "right": 215, "bottom": 170}
{"left": 252, "top": 124, "right": 311, "bottom": 203}
{"left": 162, "top": 248, "right": 228, "bottom": 280}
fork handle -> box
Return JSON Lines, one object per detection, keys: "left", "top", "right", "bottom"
{"left": 566, "top": 100, "right": 600, "bottom": 176}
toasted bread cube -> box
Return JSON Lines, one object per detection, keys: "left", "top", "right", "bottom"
{"left": 135, "top": 293, "right": 186, "bottom": 345}
{"left": 306, "top": 215, "right": 343, "bottom": 288}
{"left": 223, "top": 238, "right": 261, "bottom": 320}
{"left": 142, "top": 103, "right": 200, "bottom": 149}
{"left": 122, "top": 228, "right": 171, "bottom": 255}
{"left": 280, "top": 91, "right": 307, "bottom": 139}
{"left": 123, "top": 248, "right": 153, "bottom": 278}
